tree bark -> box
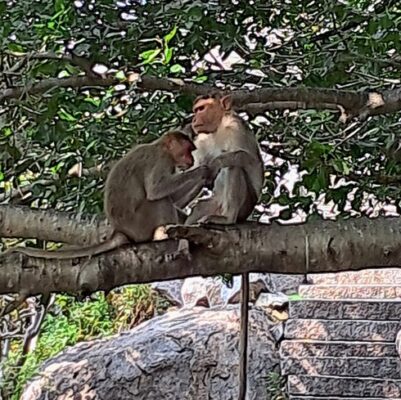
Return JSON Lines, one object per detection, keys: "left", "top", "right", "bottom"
{"left": 1, "top": 72, "right": 400, "bottom": 119}
{"left": 0, "top": 205, "right": 111, "bottom": 245}
{"left": 1, "top": 206, "right": 401, "bottom": 296}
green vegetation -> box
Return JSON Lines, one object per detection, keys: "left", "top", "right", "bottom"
{"left": 2, "top": 286, "right": 159, "bottom": 399}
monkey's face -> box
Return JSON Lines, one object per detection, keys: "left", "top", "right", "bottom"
{"left": 170, "top": 139, "right": 195, "bottom": 169}
{"left": 192, "top": 98, "right": 224, "bottom": 134}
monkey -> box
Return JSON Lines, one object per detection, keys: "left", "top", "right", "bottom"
{"left": 187, "top": 92, "right": 264, "bottom": 225}
{"left": 4, "top": 131, "right": 223, "bottom": 259}
{"left": 188, "top": 92, "right": 265, "bottom": 400}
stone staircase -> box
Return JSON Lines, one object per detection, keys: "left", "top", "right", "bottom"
{"left": 280, "top": 269, "right": 401, "bottom": 399}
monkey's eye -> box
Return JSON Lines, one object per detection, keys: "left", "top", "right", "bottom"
{"left": 196, "top": 106, "right": 205, "bottom": 112}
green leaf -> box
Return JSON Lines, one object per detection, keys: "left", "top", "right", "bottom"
{"left": 84, "top": 97, "right": 101, "bottom": 107}
{"left": 115, "top": 70, "right": 125, "bottom": 80}
{"left": 0, "top": 1, "right": 6, "bottom": 15}
{"left": 193, "top": 75, "right": 207, "bottom": 83}
{"left": 54, "top": 0, "right": 65, "bottom": 13}
{"left": 50, "top": 162, "right": 64, "bottom": 174}
{"left": 0, "top": 170, "right": 4, "bottom": 181}
{"left": 188, "top": 6, "right": 203, "bottom": 22}
{"left": 163, "top": 47, "right": 173, "bottom": 64}
{"left": 139, "top": 48, "right": 161, "bottom": 64}
{"left": 164, "top": 26, "right": 177, "bottom": 44}
{"left": 288, "top": 293, "right": 303, "bottom": 301}
{"left": 58, "top": 108, "right": 76, "bottom": 122}
{"left": 2, "top": 127, "right": 12, "bottom": 137}
{"left": 7, "top": 43, "right": 24, "bottom": 53}
{"left": 170, "top": 64, "right": 185, "bottom": 74}
{"left": 45, "top": 96, "right": 59, "bottom": 120}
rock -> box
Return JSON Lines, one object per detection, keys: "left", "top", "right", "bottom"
{"left": 290, "top": 397, "right": 401, "bottom": 400}
{"left": 264, "top": 274, "right": 305, "bottom": 294}
{"left": 181, "top": 274, "right": 269, "bottom": 308}
{"left": 181, "top": 276, "right": 224, "bottom": 307}
{"left": 151, "top": 280, "right": 184, "bottom": 307}
{"left": 288, "top": 375, "right": 401, "bottom": 397}
{"left": 256, "top": 292, "right": 289, "bottom": 308}
{"left": 282, "top": 356, "right": 401, "bottom": 379}
{"left": 21, "top": 307, "right": 280, "bottom": 400}
{"left": 289, "top": 299, "right": 401, "bottom": 320}
{"left": 153, "top": 274, "right": 299, "bottom": 310}
{"left": 280, "top": 339, "right": 398, "bottom": 358}
{"left": 299, "top": 284, "right": 401, "bottom": 299}
{"left": 307, "top": 268, "right": 401, "bottom": 285}
{"left": 285, "top": 319, "right": 401, "bottom": 342}
{"left": 396, "top": 329, "right": 401, "bottom": 358}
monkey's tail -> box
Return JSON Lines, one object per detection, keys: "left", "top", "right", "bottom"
{"left": 3, "top": 232, "right": 129, "bottom": 259}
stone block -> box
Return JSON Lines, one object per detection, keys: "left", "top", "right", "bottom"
{"left": 290, "top": 397, "right": 401, "bottom": 400}
{"left": 299, "top": 284, "right": 401, "bottom": 299}
{"left": 284, "top": 319, "right": 401, "bottom": 342}
{"left": 280, "top": 339, "right": 397, "bottom": 358}
{"left": 289, "top": 299, "right": 401, "bottom": 320}
{"left": 281, "top": 356, "right": 401, "bottom": 378}
{"left": 288, "top": 375, "right": 401, "bottom": 397}
{"left": 307, "top": 268, "right": 401, "bottom": 285}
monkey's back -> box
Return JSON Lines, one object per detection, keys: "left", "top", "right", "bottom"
{"left": 104, "top": 143, "right": 151, "bottom": 229}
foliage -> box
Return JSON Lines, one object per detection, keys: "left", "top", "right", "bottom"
{"left": 1, "top": 0, "right": 401, "bottom": 220}
{"left": 1, "top": 285, "right": 157, "bottom": 399}
{"left": 266, "top": 371, "right": 288, "bottom": 400}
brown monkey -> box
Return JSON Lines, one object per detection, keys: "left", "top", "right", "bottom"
{"left": 5, "top": 131, "right": 217, "bottom": 259}
{"left": 187, "top": 92, "right": 264, "bottom": 225}
{"left": 189, "top": 93, "right": 264, "bottom": 400}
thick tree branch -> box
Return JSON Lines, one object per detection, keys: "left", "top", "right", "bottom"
{"left": 0, "top": 205, "right": 111, "bottom": 245}
{"left": 1, "top": 217, "right": 401, "bottom": 296}
{"left": 1, "top": 71, "right": 400, "bottom": 120}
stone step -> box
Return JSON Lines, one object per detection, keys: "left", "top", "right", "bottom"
{"left": 284, "top": 319, "right": 401, "bottom": 342}
{"left": 280, "top": 340, "right": 397, "bottom": 358}
{"left": 288, "top": 375, "right": 401, "bottom": 397}
{"left": 289, "top": 397, "right": 401, "bottom": 400}
{"left": 307, "top": 268, "right": 401, "bottom": 285}
{"left": 281, "top": 356, "right": 401, "bottom": 378}
{"left": 299, "top": 284, "right": 401, "bottom": 299}
{"left": 289, "top": 299, "right": 401, "bottom": 320}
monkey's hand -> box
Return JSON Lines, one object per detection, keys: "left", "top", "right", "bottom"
{"left": 200, "top": 165, "right": 218, "bottom": 188}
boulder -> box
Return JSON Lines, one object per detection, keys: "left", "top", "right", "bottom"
{"left": 22, "top": 307, "right": 280, "bottom": 400}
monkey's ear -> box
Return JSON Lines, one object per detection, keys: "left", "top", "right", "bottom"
{"left": 221, "top": 95, "right": 233, "bottom": 111}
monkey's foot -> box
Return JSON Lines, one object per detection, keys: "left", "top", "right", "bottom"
{"left": 161, "top": 239, "right": 192, "bottom": 263}
{"left": 163, "top": 248, "right": 192, "bottom": 263}
{"left": 197, "top": 215, "right": 232, "bottom": 225}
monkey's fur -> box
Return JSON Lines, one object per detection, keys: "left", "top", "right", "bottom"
{"left": 5, "top": 131, "right": 212, "bottom": 259}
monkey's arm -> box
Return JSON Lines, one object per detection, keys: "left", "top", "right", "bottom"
{"left": 146, "top": 165, "right": 210, "bottom": 201}
{"left": 170, "top": 182, "right": 204, "bottom": 209}
{"left": 210, "top": 150, "right": 260, "bottom": 170}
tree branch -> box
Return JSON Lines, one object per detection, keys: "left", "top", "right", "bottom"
{"left": 0, "top": 205, "right": 111, "bottom": 245}
{"left": 1, "top": 68, "right": 401, "bottom": 119}
{"left": 1, "top": 214, "right": 401, "bottom": 297}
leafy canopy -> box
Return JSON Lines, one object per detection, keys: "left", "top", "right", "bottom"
{"left": 1, "top": 0, "right": 401, "bottom": 220}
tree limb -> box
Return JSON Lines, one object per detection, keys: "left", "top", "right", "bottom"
{"left": 1, "top": 217, "right": 401, "bottom": 297}
{"left": 1, "top": 71, "right": 400, "bottom": 120}
{"left": 0, "top": 205, "right": 111, "bottom": 245}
